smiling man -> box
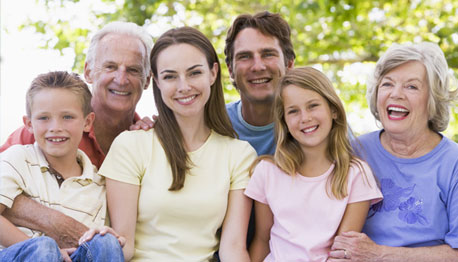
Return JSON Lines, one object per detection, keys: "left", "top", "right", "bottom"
{"left": 219, "top": 12, "right": 296, "bottom": 255}
{"left": 1, "top": 22, "right": 152, "bottom": 168}
{"left": 224, "top": 11, "right": 295, "bottom": 155}
{"left": 0, "top": 21, "right": 153, "bottom": 248}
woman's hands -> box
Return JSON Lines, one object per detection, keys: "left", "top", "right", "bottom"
{"left": 78, "top": 226, "right": 126, "bottom": 247}
{"left": 328, "top": 231, "right": 382, "bottom": 262}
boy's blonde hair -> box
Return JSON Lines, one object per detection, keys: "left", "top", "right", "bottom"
{"left": 26, "top": 71, "right": 92, "bottom": 117}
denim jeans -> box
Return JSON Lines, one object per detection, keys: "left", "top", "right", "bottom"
{"left": 0, "top": 234, "right": 124, "bottom": 262}
{"left": 0, "top": 236, "right": 61, "bottom": 262}
{"left": 71, "top": 233, "right": 124, "bottom": 262}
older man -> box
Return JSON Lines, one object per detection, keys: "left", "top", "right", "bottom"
{"left": 0, "top": 21, "right": 152, "bottom": 248}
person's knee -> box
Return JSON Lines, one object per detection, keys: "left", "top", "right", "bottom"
{"left": 28, "top": 236, "right": 60, "bottom": 252}
{"left": 91, "top": 233, "right": 120, "bottom": 249}
{"left": 19, "top": 236, "right": 61, "bottom": 262}
{"left": 82, "top": 233, "right": 123, "bottom": 261}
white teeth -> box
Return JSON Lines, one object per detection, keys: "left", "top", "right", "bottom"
{"left": 178, "top": 95, "right": 196, "bottom": 103}
{"left": 48, "top": 138, "right": 66, "bottom": 142}
{"left": 388, "top": 106, "right": 408, "bottom": 112}
{"left": 111, "top": 90, "right": 129, "bottom": 95}
{"left": 303, "top": 126, "right": 318, "bottom": 133}
{"left": 250, "top": 78, "right": 269, "bottom": 84}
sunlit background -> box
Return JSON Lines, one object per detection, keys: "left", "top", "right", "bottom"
{"left": 1, "top": 0, "right": 157, "bottom": 144}
{"left": 1, "top": 0, "right": 456, "bottom": 144}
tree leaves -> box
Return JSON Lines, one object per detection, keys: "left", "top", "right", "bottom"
{"left": 22, "top": 0, "right": 458, "bottom": 139}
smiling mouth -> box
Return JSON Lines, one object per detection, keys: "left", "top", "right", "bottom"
{"left": 302, "top": 125, "right": 318, "bottom": 133}
{"left": 47, "top": 138, "right": 68, "bottom": 142}
{"left": 109, "top": 89, "right": 130, "bottom": 96}
{"left": 176, "top": 95, "right": 197, "bottom": 104}
{"left": 387, "top": 106, "right": 409, "bottom": 119}
{"left": 249, "top": 78, "right": 271, "bottom": 84}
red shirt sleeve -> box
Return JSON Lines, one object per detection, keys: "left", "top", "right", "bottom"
{"left": 0, "top": 126, "right": 35, "bottom": 152}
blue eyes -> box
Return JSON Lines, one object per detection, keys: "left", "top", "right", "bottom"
{"left": 37, "top": 116, "right": 74, "bottom": 120}
{"left": 286, "top": 104, "right": 320, "bottom": 115}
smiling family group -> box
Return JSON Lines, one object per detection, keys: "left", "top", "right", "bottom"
{"left": 0, "top": 10, "right": 457, "bottom": 262}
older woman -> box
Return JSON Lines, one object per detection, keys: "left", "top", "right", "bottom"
{"left": 328, "top": 42, "right": 458, "bottom": 261}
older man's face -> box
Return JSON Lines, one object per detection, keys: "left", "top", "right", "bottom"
{"left": 85, "top": 33, "right": 148, "bottom": 115}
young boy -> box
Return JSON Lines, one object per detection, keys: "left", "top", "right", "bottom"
{"left": 0, "top": 71, "right": 124, "bottom": 262}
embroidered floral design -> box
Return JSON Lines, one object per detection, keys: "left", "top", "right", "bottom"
{"left": 368, "top": 178, "right": 428, "bottom": 225}
{"left": 398, "top": 197, "right": 428, "bottom": 225}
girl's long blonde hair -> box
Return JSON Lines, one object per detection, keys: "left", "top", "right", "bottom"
{"left": 266, "top": 66, "right": 364, "bottom": 199}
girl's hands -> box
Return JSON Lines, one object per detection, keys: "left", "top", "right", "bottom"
{"left": 78, "top": 226, "right": 126, "bottom": 247}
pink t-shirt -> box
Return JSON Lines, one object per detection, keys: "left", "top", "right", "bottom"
{"left": 245, "top": 160, "right": 382, "bottom": 262}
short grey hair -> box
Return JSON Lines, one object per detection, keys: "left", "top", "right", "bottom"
{"left": 86, "top": 21, "right": 153, "bottom": 78}
{"left": 367, "top": 42, "right": 458, "bottom": 132}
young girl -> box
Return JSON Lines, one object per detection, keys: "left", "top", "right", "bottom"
{"left": 245, "top": 67, "right": 383, "bottom": 262}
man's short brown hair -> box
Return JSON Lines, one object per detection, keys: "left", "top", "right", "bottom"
{"left": 224, "top": 11, "right": 296, "bottom": 70}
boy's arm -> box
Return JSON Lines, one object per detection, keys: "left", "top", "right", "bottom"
{"left": 3, "top": 194, "right": 88, "bottom": 248}
{"left": 0, "top": 205, "right": 29, "bottom": 247}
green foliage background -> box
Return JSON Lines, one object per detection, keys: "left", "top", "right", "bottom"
{"left": 24, "top": 0, "right": 458, "bottom": 141}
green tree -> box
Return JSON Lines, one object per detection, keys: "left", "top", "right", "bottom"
{"left": 23, "top": 0, "right": 458, "bottom": 139}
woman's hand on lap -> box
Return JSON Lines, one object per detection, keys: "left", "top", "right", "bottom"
{"left": 78, "top": 226, "right": 126, "bottom": 247}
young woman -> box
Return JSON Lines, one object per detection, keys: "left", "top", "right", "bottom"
{"left": 97, "top": 27, "right": 256, "bottom": 261}
{"left": 245, "top": 67, "right": 382, "bottom": 262}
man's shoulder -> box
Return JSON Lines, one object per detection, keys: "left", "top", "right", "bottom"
{"left": 226, "top": 100, "right": 240, "bottom": 114}
{"left": 0, "top": 126, "right": 35, "bottom": 153}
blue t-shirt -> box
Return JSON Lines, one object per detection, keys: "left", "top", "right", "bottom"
{"left": 226, "top": 101, "right": 275, "bottom": 156}
{"left": 355, "top": 130, "right": 458, "bottom": 248}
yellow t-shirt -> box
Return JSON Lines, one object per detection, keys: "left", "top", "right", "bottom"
{"left": 100, "top": 129, "right": 257, "bottom": 261}
{"left": 0, "top": 143, "right": 106, "bottom": 242}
